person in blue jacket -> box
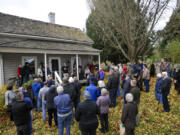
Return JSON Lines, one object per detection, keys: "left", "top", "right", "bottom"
{"left": 155, "top": 73, "right": 163, "bottom": 104}
{"left": 85, "top": 80, "right": 100, "bottom": 101}
{"left": 32, "top": 78, "right": 42, "bottom": 111}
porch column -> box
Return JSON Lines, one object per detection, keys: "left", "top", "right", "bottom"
{"left": 76, "top": 54, "right": 79, "bottom": 80}
{"left": 44, "top": 53, "right": 48, "bottom": 82}
{"left": 98, "top": 54, "right": 101, "bottom": 69}
{"left": 0, "top": 54, "right": 4, "bottom": 87}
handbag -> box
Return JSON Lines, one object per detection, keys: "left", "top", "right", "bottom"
{"left": 120, "top": 123, "right": 125, "bottom": 135}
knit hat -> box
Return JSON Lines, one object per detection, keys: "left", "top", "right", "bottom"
{"left": 84, "top": 91, "right": 90, "bottom": 99}
{"left": 98, "top": 80, "right": 105, "bottom": 88}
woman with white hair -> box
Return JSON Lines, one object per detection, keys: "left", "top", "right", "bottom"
{"left": 96, "top": 88, "right": 111, "bottom": 133}
{"left": 155, "top": 73, "right": 163, "bottom": 103}
{"left": 54, "top": 86, "right": 73, "bottom": 135}
{"left": 121, "top": 93, "right": 138, "bottom": 135}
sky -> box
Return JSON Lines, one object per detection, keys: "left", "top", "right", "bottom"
{"left": 0, "top": 0, "right": 177, "bottom": 30}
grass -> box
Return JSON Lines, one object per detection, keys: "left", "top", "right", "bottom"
{"left": 0, "top": 77, "right": 180, "bottom": 135}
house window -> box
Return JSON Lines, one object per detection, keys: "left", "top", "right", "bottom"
{"left": 22, "top": 56, "right": 37, "bottom": 75}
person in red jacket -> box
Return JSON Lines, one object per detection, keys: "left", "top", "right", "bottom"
{"left": 17, "top": 64, "right": 23, "bottom": 86}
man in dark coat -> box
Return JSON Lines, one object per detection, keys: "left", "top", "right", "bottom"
{"left": 45, "top": 86, "right": 58, "bottom": 126}
{"left": 121, "top": 93, "right": 138, "bottom": 135}
{"left": 150, "top": 63, "right": 156, "bottom": 77}
{"left": 22, "top": 62, "right": 31, "bottom": 83}
{"left": 161, "top": 72, "right": 172, "bottom": 112}
{"left": 174, "top": 69, "right": 180, "bottom": 95}
{"left": 63, "top": 78, "right": 76, "bottom": 103}
{"left": 130, "top": 79, "right": 140, "bottom": 106}
{"left": 87, "top": 73, "right": 98, "bottom": 86}
{"left": 11, "top": 90, "right": 32, "bottom": 135}
{"left": 123, "top": 74, "right": 131, "bottom": 103}
{"left": 74, "top": 77, "right": 82, "bottom": 110}
{"left": 107, "top": 70, "right": 119, "bottom": 107}
{"left": 75, "top": 91, "right": 99, "bottom": 135}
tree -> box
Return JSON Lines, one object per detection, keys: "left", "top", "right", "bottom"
{"left": 87, "top": 0, "right": 171, "bottom": 62}
{"left": 86, "top": 12, "right": 128, "bottom": 64}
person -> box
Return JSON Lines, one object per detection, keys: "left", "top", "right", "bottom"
{"left": 74, "top": 77, "right": 82, "bottom": 110}
{"left": 39, "top": 82, "right": 49, "bottom": 121}
{"left": 32, "top": 78, "right": 42, "bottom": 111}
{"left": 85, "top": 79, "right": 100, "bottom": 102}
{"left": 61, "top": 63, "right": 69, "bottom": 79}
{"left": 75, "top": 91, "right": 99, "bottom": 135}
{"left": 114, "top": 66, "right": 121, "bottom": 97}
{"left": 161, "top": 72, "right": 172, "bottom": 112}
{"left": 87, "top": 73, "right": 98, "bottom": 86}
{"left": 174, "top": 68, "right": 180, "bottom": 95}
{"left": 121, "top": 93, "right": 138, "bottom": 135}
{"left": 37, "top": 66, "right": 43, "bottom": 78}
{"left": 89, "top": 63, "right": 94, "bottom": 73}
{"left": 107, "top": 69, "right": 119, "bottom": 107}
{"left": 96, "top": 68, "right": 105, "bottom": 80}
{"left": 85, "top": 66, "right": 90, "bottom": 79}
{"left": 123, "top": 74, "right": 131, "bottom": 103}
{"left": 5, "top": 84, "right": 15, "bottom": 121}
{"left": 142, "top": 65, "right": 150, "bottom": 92}
{"left": 11, "top": 90, "right": 32, "bottom": 135}
{"left": 63, "top": 78, "right": 76, "bottom": 103}
{"left": 47, "top": 76, "right": 55, "bottom": 87}
{"left": 54, "top": 86, "right": 73, "bottom": 135}
{"left": 150, "top": 62, "right": 156, "bottom": 77}
{"left": 22, "top": 62, "right": 31, "bottom": 83}
{"left": 155, "top": 73, "right": 163, "bottom": 104}
{"left": 17, "top": 64, "right": 23, "bottom": 86}
{"left": 45, "top": 86, "right": 58, "bottom": 127}
{"left": 96, "top": 88, "right": 111, "bottom": 133}
{"left": 98, "top": 80, "right": 106, "bottom": 95}
{"left": 130, "top": 79, "right": 140, "bottom": 106}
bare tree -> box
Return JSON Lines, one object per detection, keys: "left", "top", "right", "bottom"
{"left": 87, "top": 0, "right": 171, "bottom": 62}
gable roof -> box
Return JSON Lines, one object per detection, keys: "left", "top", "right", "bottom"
{"left": 0, "top": 12, "right": 93, "bottom": 44}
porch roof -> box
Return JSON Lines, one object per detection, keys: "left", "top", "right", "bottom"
{"left": 0, "top": 37, "right": 101, "bottom": 54}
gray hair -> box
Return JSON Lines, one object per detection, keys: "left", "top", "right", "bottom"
{"left": 15, "top": 90, "right": 24, "bottom": 101}
{"left": 101, "top": 88, "right": 107, "bottom": 96}
{"left": 126, "top": 93, "right": 134, "bottom": 102}
{"left": 57, "top": 86, "right": 64, "bottom": 94}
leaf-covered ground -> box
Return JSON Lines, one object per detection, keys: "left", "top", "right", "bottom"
{"left": 0, "top": 77, "right": 180, "bottom": 135}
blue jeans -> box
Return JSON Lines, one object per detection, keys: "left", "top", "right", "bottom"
{"left": 109, "top": 89, "right": 117, "bottom": 107}
{"left": 34, "top": 96, "right": 41, "bottom": 111}
{"left": 58, "top": 113, "right": 73, "bottom": 135}
{"left": 42, "top": 101, "right": 46, "bottom": 121}
{"left": 144, "top": 79, "right": 150, "bottom": 92}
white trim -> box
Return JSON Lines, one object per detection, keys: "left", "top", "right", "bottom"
{"left": 22, "top": 56, "right": 38, "bottom": 74}
{"left": 0, "top": 32, "right": 94, "bottom": 45}
{"left": 49, "top": 57, "right": 61, "bottom": 78}
{"left": 98, "top": 54, "right": 101, "bottom": 69}
{"left": 71, "top": 56, "right": 82, "bottom": 73}
{"left": 76, "top": 54, "right": 79, "bottom": 80}
{"left": 44, "top": 53, "right": 47, "bottom": 81}
{"left": 0, "top": 48, "right": 100, "bottom": 55}
{"left": 0, "top": 54, "right": 4, "bottom": 86}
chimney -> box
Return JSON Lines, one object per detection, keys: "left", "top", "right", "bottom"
{"left": 48, "top": 12, "right": 55, "bottom": 24}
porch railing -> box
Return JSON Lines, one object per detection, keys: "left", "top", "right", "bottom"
{"left": 54, "top": 71, "right": 62, "bottom": 86}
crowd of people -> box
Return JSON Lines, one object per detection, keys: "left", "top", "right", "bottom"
{"left": 5, "top": 59, "right": 180, "bottom": 135}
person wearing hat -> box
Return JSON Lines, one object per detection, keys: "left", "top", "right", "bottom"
{"left": 96, "top": 88, "right": 111, "bottom": 133}
{"left": 54, "top": 86, "right": 73, "bottom": 135}
{"left": 121, "top": 93, "right": 138, "bottom": 135}
{"left": 11, "top": 90, "right": 32, "bottom": 135}
{"left": 98, "top": 80, "right": 106, "bottom": 95}
{"left": 161, "top": 72, "right": 172, "bottom": 112}
{"left": 85, "top": 79, "right": 100, "bottom": 102}
{"left": 75, "top": 91, "right": 99, "bottom": 135}
{"left": 155, "top": 73, "right": 163, "bottom": 104}
{"left": 87, "top": 72, "right": 98, "bottom": 86}
{"left": 38, "top": 82, "right": 49, "bottom": 121}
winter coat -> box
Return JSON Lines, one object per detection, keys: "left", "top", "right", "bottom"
{"left": 96, "top": 95, "right": 111, "bottom": 114}
{"left": 32, "top": 82, "right": 42, "bottom": 97}
{"left": 143, "top": 68, "right": 150, "bottom": 80}
{"left": 75, "top": 99, "right": 99, "bottom": 130}
{"left": 74, "top": 80, "right": 82, "bottom": 101}
{"left": 150, "top": 64, "right": 156, "bottom": 77}
{"left": 97, "top": 70, "right": 105, "bottom": 80}
{"left": 54, "top": 93, "right": 72, "bottom": 114}
{"left": 47, "top": 80, "right": 55, "bottom": 87}
{"left": 130, "top": 86, "right": 140, "bottom": 105}
{"left": 107, "top": 73, "right": 119, "bottom": 90}
{"left": 45, "top": 86, "right": 58, "bottom": 110}
{"left": 174, "top": 70, "right": 180, "bottom": 90}
{"left": 155, "top": 78, "right": 163, "bottom": 103}
{"left": 11, "top": 100, "right": 32, "bottom": 126}
{"left": 123, "top": 79, "right": 131, "bottom": 95}
{"left": 87, "top": 76, "right": 98, "bottom": 86}
{"left": 121, "top": 102, "right": 138, "bottom": 129}
{"left": 63, "top": 83, "right": 76, "bottom": 102}
{"left": 5, "top": 90, "right": 15, "bottom": 106}
{"left": 85, "top": 84, "right": 100, "bottom": 101}
{"left": 161, "top": 77, "right": 172, "bottom": 95}
{"left": 39, "top": 86, "right": 49, "bottom": 102}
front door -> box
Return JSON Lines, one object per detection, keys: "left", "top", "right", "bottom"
{"left": 49, "top": 57, "right": 61, "bottom": 78}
